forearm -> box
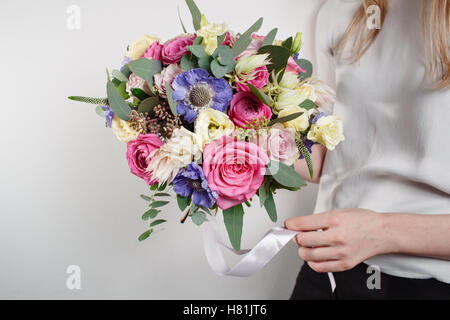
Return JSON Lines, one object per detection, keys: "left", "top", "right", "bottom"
{"left": 294, "top": 144, "right": 327, "bottom": 183}
{"left": 378, "top": 213, "right": 450, "bottom": 260}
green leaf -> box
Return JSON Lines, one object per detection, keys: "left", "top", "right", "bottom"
{"left": 142, "top": 209, "right": 160, "bottom": 221}
{"left": 165, "top": 83, "right": 178, "bottom": 116}
{"left": 248, "top": 84, "right": 273, "bottom": 107}
{"left": 140, "top": 194, "right": 152, "bottom": 201}
{"left": 262, "top": 28, "right": 278, "bottom": 47}
{"left": 138, "top": 97, "right": 159, "bottom": 114}
{"left": 121, "top": 64, "right": 132, "bottom": 78}
{"left": 258, "top": 178, "right": 270, "bottom": 207}
{"left": 158, "top": 182, "right": 167, "bottom": 191}
{"left": 264, "top": 192, "right": 277, "bottom": 222}
{"left": 191, "top": 210, "right": 207, "bottom": 226}
{"left": 193, "top": 36, "right": 204, "bottom": 46}
{"left": 232, "top": 17, "right": 264, "bottom": 56}
{"left": 299, "top": 99, "right": 316, "bottom": 110}
{"left": 68, "top": 96, "right": 108, "bottom": 105}
{"left": 150, "top": 219, "right": 167, "bottom": 227}
{"left": 266, "top": 160, "right": 306, "bottom": 188}
{"left": 197, "top": 56, "right": 213, "bottom": 72}
{"left": 130, "top": 88, "right": 150, "bottom": 101}
{"left": 268, "top": 111, "right": 304, "bottom": 126}
{"left": 214, "top": 45, "right": 235, "bottom": 66}
{"left": 181, "top": 54, "right": 197, "bottom": 71}
{"left": 258, "top": 45, "right": 291, "bottom": 74}
{"left": 150, "top": 201, "right": 169, "bottom": 209}
{"left": 112, "top": 69, "right": 129, "bottom": 82}
{"left": 155, "top": 193, "right": 171, "bottom": 197}
{"left": 177, "top": 195, "right": 190, "bottom": 212}
{"left": 223, "top": 204, "right": 244, "bottom": 251}
{"left": 217, "top": 33, "right": 227, "bottom": 45}
{"left": 296, "top": 59, "right": 313, "bottom": 81}
{"left": 95, "top": 105, "right": 106, "bottom": 118}
{"left": 296, "top": 138, "right": 314, "bottom": 180}
{"left": 282, "top": 37, "right": 293, "bottom": 52}
{"left": 186, "top": 0, "right": 202, "bottom": 31}
{"left": 150, "top": 184, "right": 159, "bottom": 191}
{"left": 129, "top": 59, "right": 162, "bottom": 87}
{"left": 211, "top": 60, "right": 235, "bottom": 78}
{"left": 138, "top": 229, "right": 153, "bottom": 242}
{"left": 106, "top": 81, "right": 131, "bottom": 120}
{"left": 189, "top": 45, "right": 208, "bottom": 58}
{"left": 116, "top": 82, "right": 129, "bottom": 100}
{"left": 178, "top": 7, "right": 188, "bottom": 33}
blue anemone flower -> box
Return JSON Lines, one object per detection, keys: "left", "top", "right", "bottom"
{"left": 172, "top": 68, "right": 233, "bottom": 123}
{"left": 173, "top": 162, "right": 218, "bottom": 209}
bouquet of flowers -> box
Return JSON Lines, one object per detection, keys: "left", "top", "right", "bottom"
{"left": 69, "top": 0, "right": 344, "bottom": 252}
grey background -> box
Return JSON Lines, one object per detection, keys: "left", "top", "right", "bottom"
{"left": 0, "top": 0, "right": 323, "bottom": 299}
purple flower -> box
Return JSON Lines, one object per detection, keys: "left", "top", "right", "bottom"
{"left": 173, "top": 162, "right": 218, "bottom": 208}
{"left": 172, "top": 68, "right": 233, "bottom": 123}
{"left": 104, "top": 106, "right": 114, "bottom": 128}
{"left": 311, "top": 112, "right": 326, "bottom": 124}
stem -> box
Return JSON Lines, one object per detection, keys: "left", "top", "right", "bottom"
{"left": 180, "top": 207, "right": 191, "bottom": 224}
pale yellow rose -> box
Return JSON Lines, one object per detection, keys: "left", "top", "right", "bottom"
{"left": 196, "top": 22, "right": 228, "bottom": 55}
{"left": 273, "top": 88, "right": 307, "bottom": 113}
{"left": 278, "top": 106, "right": 310, "bottom": 132}
{"left": 307, "top": 115, "right": 345, "bottom": 150}
{"left": 111, "top": 115, "right": 140, "bottom": 143}
{"left": 195, "top": 108, "right": 235, "bottom": 149}
{"left": 126, "top": 34, "right": 159, "bottom": 60}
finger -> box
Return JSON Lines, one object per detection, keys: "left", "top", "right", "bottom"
{"left": 298, "top": 246, "right": 345, "bottom": 262}
{"left": 296, "top": 230, "right": 334, "bottom": 247}
{"left": 307, "top": 260, "right": 356, "bottom": 273}
{"left": 285, "top": 213, "right": 330, "bottom": 231}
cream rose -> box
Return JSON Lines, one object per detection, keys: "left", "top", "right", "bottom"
{"left": 126, "top": 35, "right": 159, "bottom": 61}
{"left": 196, "top": 23, "right": 228, "bottom": 55}
{"left": 195, "top": 108, "right": 235, "bottom": 149}
{"left": 111, "top": 115, "right": 140, "bottom": 143}
{"left": 307, "top": 115, "right": 345, "bottom": 150}
{"left": 278, "top": 106, "right": 310, "bottom": 132}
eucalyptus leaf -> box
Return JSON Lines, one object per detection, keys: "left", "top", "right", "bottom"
{"left": 165, "top": 83, "right": 178, "bottom": 116}
{"left": 223, "top": 204, "right": 244, "bottom": 251}
{"left": 191, "top": 210, "right": 207, "bottom": 226}
{"left": 214, "top": 45, "right": 235, "bottom": 66}
{"left": 296, "top": 59, "right": 313, "bottom": 81}
{"left": 150, "top": 219, "right": 167, "bottom": 227}
{"left": 232, "top": 17, "right": 264, "bottom": 56}
{"left": 264, "top": 192, "right": 277, "bottom": 222}
{"left": 177, "top": 195, "right": 190, "bottom": 212}
{"left": 282, "top": 37, "right": 293, "bottom": 52}
{"left": 248, "top": 84, "right": 273, "bottom": 107}
{"left": 112, "top": 69, "right": 129, "bottom": 82}
{"left": 258, "top": 178, "right": 270, "bottom": 207}
{"left": 140, "top": 194, "right": 152, "bottom": 201}
{"left": 95, "top": 105, "right": 106, "bottom": 118}
{"left": 129, "top": 59, "right": 162, "bottom": 86}
{"left": 258, "top": 45, "right": 291, "bottom": 74}
{"left": 262, "top": 28, "right": 278, "bottom": 47}
{"left": 138, "top": 229, "right": 153, "bottom": 242}
{"left": 197, "top": 56, "right": 212, "bottom": 71}
{"left": 149, "top": 201, "right": 170, "bottom": 208}
{"left": 186, "top": 0, "right": 202, "bottom": 31}
{"left": 181, "top": 54, "right": 197, "bottom": 71}
{"left": 189, "top": 45, "right": 208, "bottom": 58}
{"left": 299, "top": 99, "right": 316, "bottom": 110}
{"left": 268, "top": 111, "right": 304, "bottom": 126}
{"left": 266, "top": 160, "right": 306, "bottom": 188}
{"left": 138, "top": 97, "right": 159, "bottom": 114}
{"left": 211, "top": 60, "right": 234, "bottom": 78}
{"left": 106, "top": 81, "right": 131, "bottom": 120}
{"left": 178, "top": 7, "right": 188, "bottom": 33}
{"left": 142, "top": 209, "right": 160, "bottom": 221}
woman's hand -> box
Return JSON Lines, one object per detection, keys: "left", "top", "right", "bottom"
{"left": 285, "top": 209, "right": 389, "bottom": 273}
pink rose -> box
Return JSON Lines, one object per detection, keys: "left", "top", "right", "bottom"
{"left": 235, "top": 66, "right": 269, "bottom": 93}
{"left": 142, "top": 41, "right": 163, "bottom": 61}
{"left": 256, "top": 124, "right": 300, "bottom": 166}
{"left": 242, "top": 33, "right": 265, "bottom": 55}
{"left": 203, "top": 136, "right": 269, "bottom": 210}
{"left": 228, "top": 92, "right": 272, "bottom": 128}
{"left": 154, "top": 64, "right": 183, "bottom": 98}
{"left": 126, "top": 134, "right": 163, "bottom": 185}
{"left": 126, "top": 73, "right": 152, "bottom": 96}
{"left": 286, "top": 57, "right": 306, "bottom": 75}
{"left": 161, "top": 35, "right": 196, "bottom": 65}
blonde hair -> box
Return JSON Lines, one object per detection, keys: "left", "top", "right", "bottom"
{"left": 335, "top": 0, "right": 449, "bottom": 89}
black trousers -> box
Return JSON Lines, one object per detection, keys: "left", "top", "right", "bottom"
{"left": 290, "top": 263, "right": 450, "bottom": 300}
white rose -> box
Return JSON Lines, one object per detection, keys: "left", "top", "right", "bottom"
{"left": 111, "top": 115, "right": 140, "bottom": 143}
{"left": 307, "top": 115, "right": 345, "bottom": 150}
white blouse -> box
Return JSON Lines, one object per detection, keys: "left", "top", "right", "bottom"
{"left": 313, "top": 0, "right": 450, "bottom": 283}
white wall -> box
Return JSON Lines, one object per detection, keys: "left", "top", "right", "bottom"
{"left": 0, "top": 0, "right": 322, "bottom": 299}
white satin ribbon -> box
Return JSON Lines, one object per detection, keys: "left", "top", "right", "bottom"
{"left": 202, "top": 215, "right": 336, "bottom": 292}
